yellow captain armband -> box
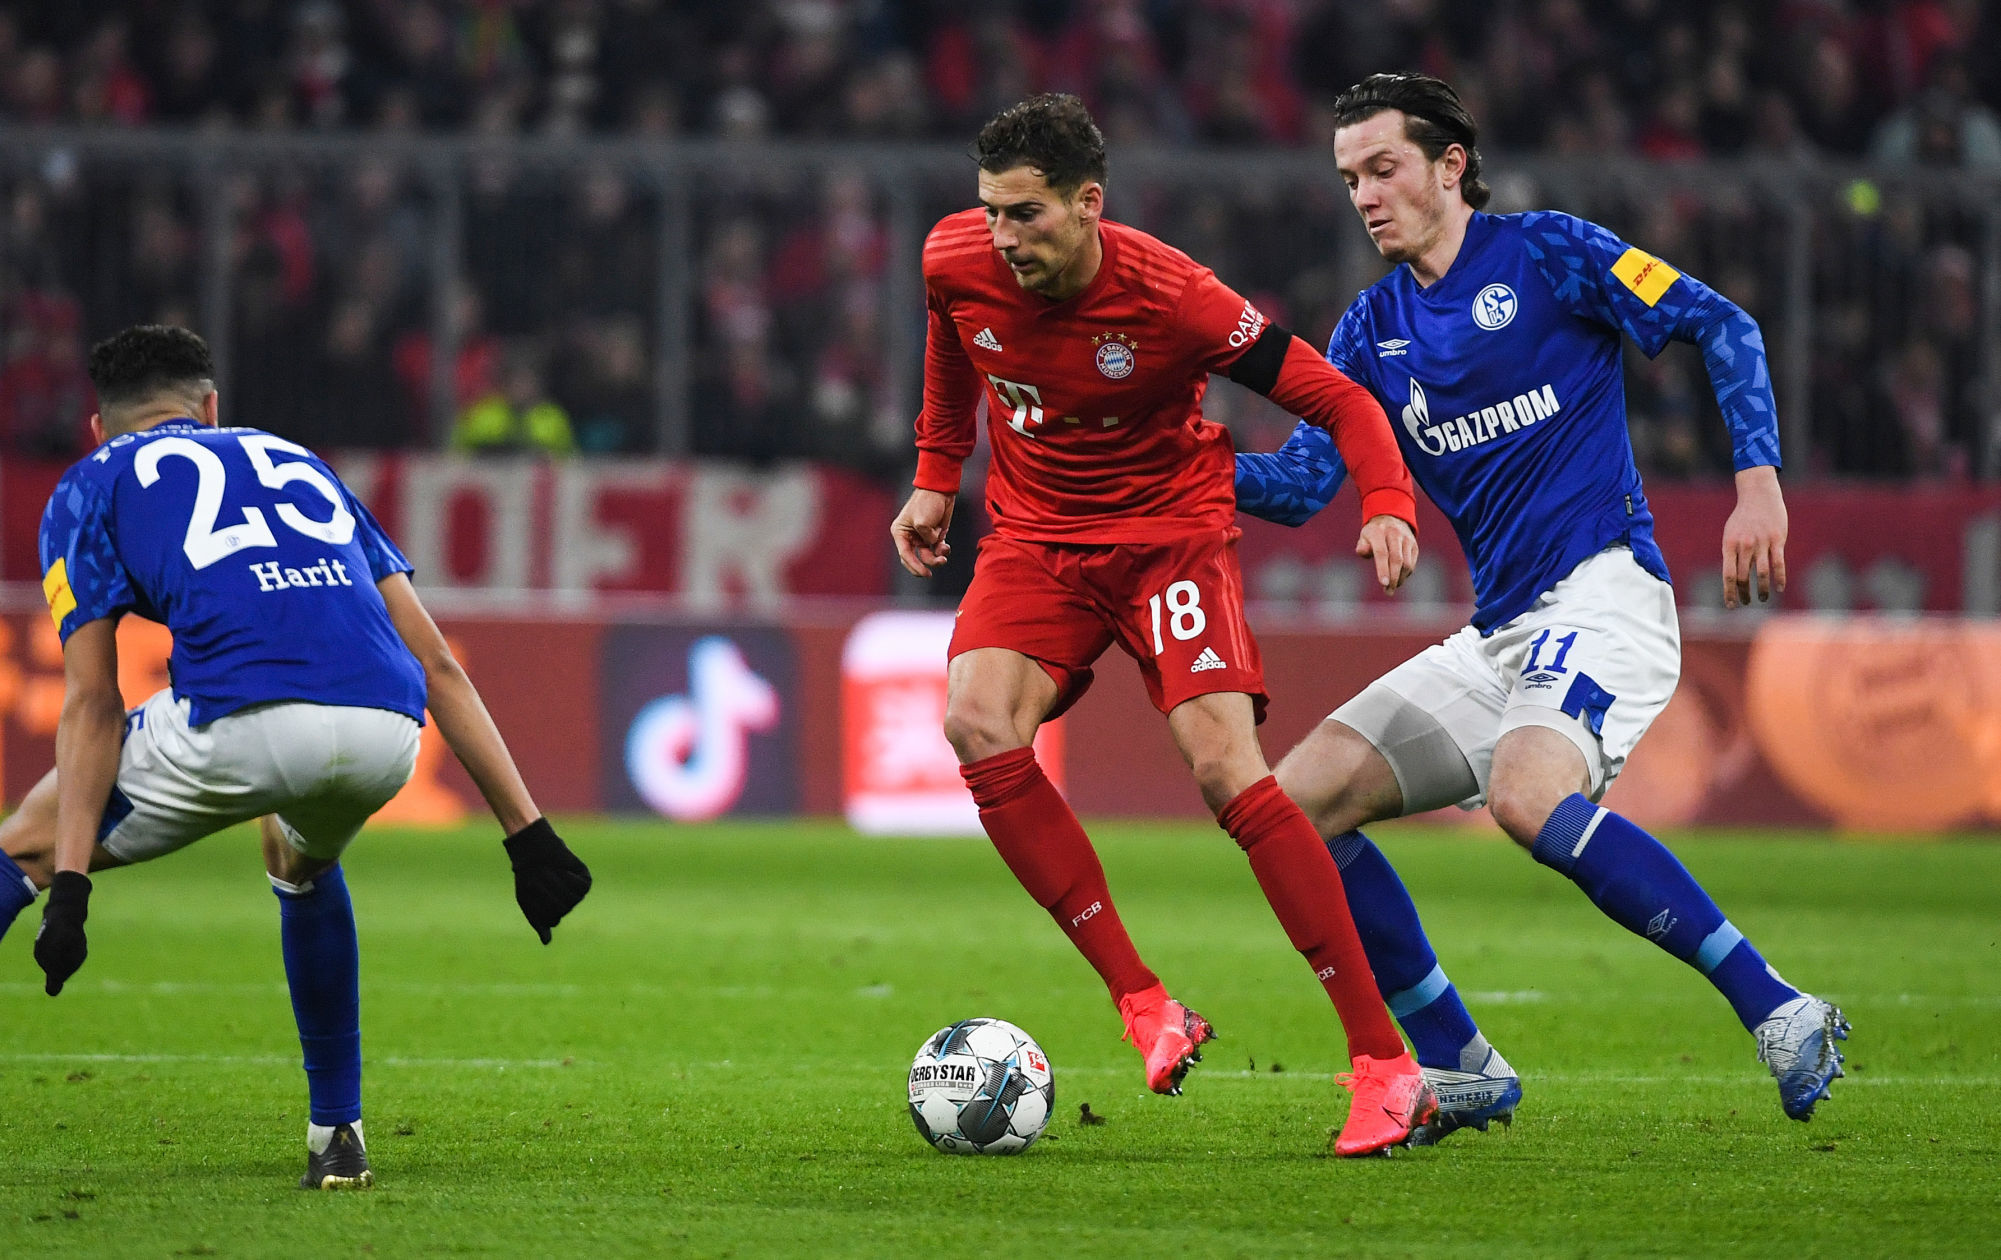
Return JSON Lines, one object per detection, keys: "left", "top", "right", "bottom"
{"left": 1611, "top": 247, "right": 1681, "bottom": 308}
{"left": 42, "top": 558, "right": 76, "bottom": 631}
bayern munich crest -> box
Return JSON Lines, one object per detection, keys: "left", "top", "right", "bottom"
{"left": 1093, "top": 331, "right": 1137, "bottom": 379}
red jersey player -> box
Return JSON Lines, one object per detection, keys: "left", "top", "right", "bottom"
{"left": 890, "top": 94, "right": 1436, "bottom": 1156}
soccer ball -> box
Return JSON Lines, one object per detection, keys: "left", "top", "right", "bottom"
{"left": 907, "top": 1018, "right": 1055, "bottom": 1155}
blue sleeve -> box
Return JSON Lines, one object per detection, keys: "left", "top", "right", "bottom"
{"left": 1232, "top": 302, "right": 1366, "bottom": 523}
{"left": 345, "top": 487, "right": 414, "bottom": 582}
{"left": 1235, "top": 420, "right": 1349, "bottom": 526}
{"left": 38, "top": 468, "right": 137, "bottom": 641}
{"left": 1518, "top": 210, "right": 1781, "bottom": 471}
{"left": 1323, "top": 302, "right": 1372, "bottom": 382}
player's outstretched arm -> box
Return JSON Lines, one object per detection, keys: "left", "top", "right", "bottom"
{"left": 1227, "top": 326, "right": 1418, "bottom": 591}
{"left": 1235, "top": 421, "right": 1349, "bottom": 527}
{"left": 37, "top": 618, "right": 124, "bottom": 995}
{"left": 377, "top": 573, "right": 591, "bottom": 943}
{"left": 891, "top": 488, "right": 956, "bottom": 578}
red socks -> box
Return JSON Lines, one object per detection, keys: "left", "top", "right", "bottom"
{"left": 961, "top": 748, "right": 1159, "bottom": 1001}
{"left": 962, "top": 753, "right": 1403, "bottom": 1063}
{"left": 1218, "top": 776, "right": 1404, "bottom": 1061}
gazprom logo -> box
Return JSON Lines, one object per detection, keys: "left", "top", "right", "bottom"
{"left": 625, "top": 636, "right": 779, "bottom": 821}
{"left": 1400, "top": 378, "right": 1435, "bottom": 452}
{"left": 1402, "top": 375, "right": 1562, "bottom": 457}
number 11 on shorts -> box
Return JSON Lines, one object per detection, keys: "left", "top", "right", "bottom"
{"left": 1148, "top": 580, "right": 1207, "bottom": 655}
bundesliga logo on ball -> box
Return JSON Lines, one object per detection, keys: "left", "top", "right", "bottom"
{"left": 908, "top": 1018, "right": 1055, "bottom": 1154}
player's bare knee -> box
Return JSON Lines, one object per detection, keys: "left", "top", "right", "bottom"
{"left": 1487, "top": 776, "right": 1564, "bottom": 848}
{"left": 1283, "top": 775, "right": 1373, "bottom": 840}
{"left": 1188, "top": 755, "right": 1262, "bottom": 816}
{"left": 941, "top": 701, "right": 1028, "bottom": 764}
{"left": 1273, "top": 724, "right": 1398, "bottom": 839}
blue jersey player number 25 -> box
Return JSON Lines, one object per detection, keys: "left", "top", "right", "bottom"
{"left": 0, "top": 325, "right": 593, "bottom": 1192}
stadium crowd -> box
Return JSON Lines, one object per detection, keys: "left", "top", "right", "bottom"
{"left": 0, "top": 1, "right": 1996, "bottom": 477}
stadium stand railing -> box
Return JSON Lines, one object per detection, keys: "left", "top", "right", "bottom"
{"left": 0, "top": 131, "right": 1996, "bottom": 479}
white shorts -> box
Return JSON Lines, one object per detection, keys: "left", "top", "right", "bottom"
{"left": 1331, "top": 546, "right": 1680, "bottom": 811}
{"left": 99, "top": 690, "right": 422, "bottom": 864}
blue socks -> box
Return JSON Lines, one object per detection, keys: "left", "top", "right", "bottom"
{"left": 1329, "top": 830, "right": 1487, "bottom": 1071}
{"left": 273, "top": 864, "right": 362, "bottom": 1127}
{"left": 0, "top": 850, "right": 36, "bottom": 943}
{"left": 1532, "top": 795, "right": 1799, "bottom": 1030}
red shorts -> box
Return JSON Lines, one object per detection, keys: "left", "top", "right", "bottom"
{"left": 948, "top": 531, "right": 1268, "bottom": 722}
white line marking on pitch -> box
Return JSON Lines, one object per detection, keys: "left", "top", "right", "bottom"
{"left": 1048, "top": 1066, "right": 2001, "bottom": 1087}
{"left": 0, "top": 1052, "right": 579, "bottom": 1070}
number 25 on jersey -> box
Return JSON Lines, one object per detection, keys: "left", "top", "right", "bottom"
{"left": 132, "top": 433, "right": 355, "bottom": 570}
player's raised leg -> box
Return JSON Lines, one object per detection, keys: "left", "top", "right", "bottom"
{"left": 0, "top": 771, "right": 55, "bottom": 942}
{"left": 945, "top": 647, "right": 1200, "bottom": 1092}
{"left": 1490, "top": 725, "right": 1847, "bottom": 1120}
{"left": 0, "top": 767, "right": 133, "bottom": 944}
{"left": 1277, "top": 713, "right": 1519, "bottom": 1144}
{"left": 1170, "top": 692, "right": 1434, "bottom": 1155}
{"left": 264, "top": 818, "right": 371, "bottom": 1190}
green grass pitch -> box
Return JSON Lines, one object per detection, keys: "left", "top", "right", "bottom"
{"left": 2, "top": 818, "right": 1998, "bottom": 1257}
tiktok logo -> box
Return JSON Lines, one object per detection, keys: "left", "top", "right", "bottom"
{"left": 624, "top": 636, "right": 780, "bottom": 821}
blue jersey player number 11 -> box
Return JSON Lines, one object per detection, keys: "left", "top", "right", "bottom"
{"left": 0, "top": 325, "right": 594, "bottom": 1192}
{"left": 1234, "top": 73, "right": 1848, "bottom": 1143}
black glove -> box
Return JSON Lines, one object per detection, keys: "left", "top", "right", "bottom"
{"left": 35, "top": 871, "right": 92, "bottom": 996}
{"left": 503, "top": 818, "right": 591, "bottom": 944}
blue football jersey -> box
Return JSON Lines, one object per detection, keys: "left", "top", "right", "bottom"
{"left": 1237, "top": 210, "right": 1780, "bottom": 633}
{"left": 39, "top": 421, "right": 426, "bottom": 726}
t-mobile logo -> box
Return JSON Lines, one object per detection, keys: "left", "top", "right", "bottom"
{"left": 625, "top": 637, "right": 779, "bottom": 821}
{"left": 1070, "top": 901, "right": 1102, "bottom": 928}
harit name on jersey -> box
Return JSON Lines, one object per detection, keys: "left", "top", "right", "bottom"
{"left": 1400, "top": 377, "right": 1563, "bottom": 457}
{"left": 250, "top": 557, "right": 355, "bottom": 592}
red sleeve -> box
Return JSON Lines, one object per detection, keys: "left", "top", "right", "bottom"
{"left": 1268, "top": 337, "right": 1417, "bottom": 528}
{"left": 912, "top": 286, "right": 982, "bottom": 494}
{"left": 1168, "top": 267, "right": 1272, "bottom": 377}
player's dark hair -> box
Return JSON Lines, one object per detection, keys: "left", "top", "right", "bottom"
{"left": 974, "top": 93, "right": 1107, "bottom": 195}
{"left": 87, "top": 325, "right": 215, "bottom": 411}
{"left": 1332, "top": 73, "right": 1491, "bottom": 210}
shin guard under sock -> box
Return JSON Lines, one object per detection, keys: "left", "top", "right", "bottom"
{"left": 273, "top": 864, "right": 363, "bottom": 1127}
{"left": 1532, "top": 795, "right": 1800, "bottom": 1030}
{"left": 1221, "top": 779, "right": 1403, "bottom": 1061}
{"left": 1328, "top": 829, "right": 1482, "bottom": 1069}
{"left": 962, "top": 748, "right": 1159, "bottom": 1001}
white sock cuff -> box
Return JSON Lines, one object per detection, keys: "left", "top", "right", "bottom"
{"left": 307, "top": 1119, "right": 364, "bottom": 1154}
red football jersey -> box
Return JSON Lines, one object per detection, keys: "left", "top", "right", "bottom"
{"left": 914, "top": 210, "right": 1403, "bottom": 543}
{"left": 916, "top": 207, "right": 1408, "bottom": 544}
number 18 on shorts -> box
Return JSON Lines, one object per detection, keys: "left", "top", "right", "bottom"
{"left": 948, "top": 532, "right": 1268, "bottom": 720}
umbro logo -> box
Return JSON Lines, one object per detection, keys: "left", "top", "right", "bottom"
{"left": 1645, "top": 909, "right": 1677, "bottom": 940}
{"left": 1523, "top": 670, "right": 1559, "bottom": 687}
{"left": 1377, "top": 338, "right": 1412, "bottom": 356}
{"left": 1190, "top": 647, "right": 1227, "bottom": 673}
{"left": 973, "top": 327, "right": 1004, "bottom": 352}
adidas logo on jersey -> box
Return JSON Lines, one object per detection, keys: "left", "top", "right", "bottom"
{"left": 1190, "top": 647, "right": 1227, "bottom": 673}
{"left": 972, "top": 327, "right": 1004, "bottom": 352}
